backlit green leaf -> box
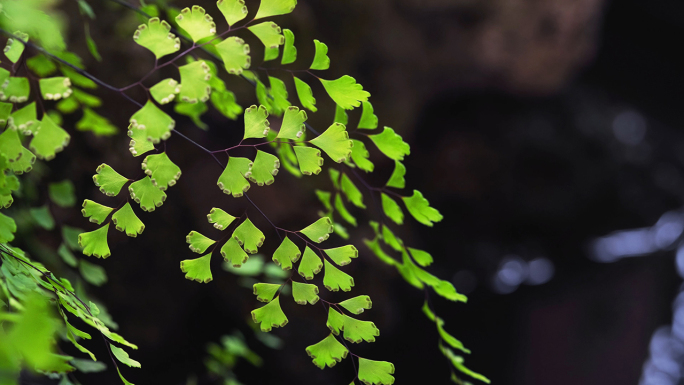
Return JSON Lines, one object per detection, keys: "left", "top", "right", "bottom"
{"left": 272, "top": 236, "right": 300, "bottom": 270}
{"left": 281, "top": 29, "right": 296, "bottom": 65}
{"left": 334, "top": 104, "right": 348, "bottom": 125}
{"left": 141, "top": 152, "right": 181, "bottom": 190}
{"left": 180, "top": 253, "right": 213, "bottom": 283}
{"left": 178, "top": 60, "right": 211, "bottom": 103}
{"left": 293, "top": 76, "right": 317, "bottom": 112}
{"left": 268, "top": 76, "right": 291, "bottom": 116}
{"left": 30, "top": 115, "right": 70, "bottom": 160}
{"left": 111, "top": 203, "right": 145, "bottom": 237}
{"left": 215, "top": 36, "right": 251, "bottom": 75}
{"left": 381, "top": 193, "right": 403, "bottom": 225}
{"left": 264, "top": 46, "right": 279, "bottom": 62}
{"left": 298, "top": 246, "right": 322, "bottom": 280}
{"left": 408, "top": 247, "right": 432, "bottom": 267}
{"left": 220, "top": 237, "right": 249, "bottom": 267}
{"left": 386, "top": 161, "right": 406, "bottom": 189}
{"left": 253, "top": 283, "right": 281, "bottom": 302}
{"left": 129, "top": 100, "right": 175, "bottom": 143}
{"left": 323, "top": 260, "right": 354, "bottom": 292}
{"left": 175, "top": 101, "right": 208, "bottom": 130}
{"left": 0, "top": 102, "right": 11, "bottom": 125}
{"left": 217, "top": 0, "right": 248, "bottom": 26}
{"left": 334, "top": 193, "right": 357, "bottom": 226}
{"left": 255, "top": 0, "right": 296, "bottom": 19}
{"left": 176, "top": 6, "right": 216, "bottom": 42}
{"left": 248, "top": 22, "right": 285, "bottom": 49}
{"left": 350, "top": 140, "right": 374, "bottom": 172}
{"left": 326, "top": 308, "right": 379, "bottom": 343}
{"left": 39, "top": 77, "right": 72, "bottom": 100}
{"left": 310, "top": 123, "right": 352, "bottom": 163}
{"left": 437, "top": 322, "right": 469, "bottom": 354}
{"left": 81, "top": 200, "right": 113, "bottom": 225}
{"left": 381, "top": 225, "right": 402, "bottom": 252}
{"left": 3, "top": 32, "right": 28, "bottom": 63}
{"left": 324, "top": 245, "right": 358, "bottom": 266}
{"left": 78, "top": 224, "right": 111, "bottom": 259}
{"left": 7, "top": 102, "right": 38, "bottom": 134}
{"left": 316, "top": 190, "right": 333, "bottom": 214}
{"left": 278, "top": 106, "right": 307, "bottom": 140}
{"left": 0, "top": 128, "right": 23, "bottom": 162}
{"left": 243, "top": 105, "right": 270, "bottom": 140}
{"left": 207, "top": 208, "right": 237, "bottom": 230}
{"left": 133, "top": 18, "right": 180, "bottom": 59}
{"left": 358, "top": 358, "right": 395, "bottom": 385}
{"left": 217, "top": 156, "right": 252, "bottom": 197}
{"left": 186, "top": 231, "right": 215, "bottom": 254}
{"left": 340, "top": 173, "right": 365, "bottom": 209}
{"left": 79, "top": 260, "right": 107, "bottom": 286}
{"left": 440, "top": 345, "right": 490, "bottom": 383}
{"left": 369, "top": 127, "right": 409, "bottom": 161}
{"left": 93, "top": 164, "right": 129, "bottom": 197}
{"left": 310, "top": 39, "right": 330, "bottom": 70}
{"left": 293, "top": 146, "right": 323, "bottom": 175}
{"left": 326, "top": 307, "right": 345, "bottom": 335}
{"left": 403, "top": 190, "right": 443, "bottom": 227}
{"left": 76, "top": 108, "right": 118, "bottom": 136}
{"left": 211, "top": 89, "right": 243, "bottom": 119}
{"left": 358, "top": 101, "right": 378, "bottom": 130}
{"left": 292, "top": 281, "right": 319, "bottom": 305}
{"left": 48, "top": 180, "right": 76, "bottom": 207}
{"left": 150, "top": 78, "right": 180, "bottom": 104}
{"left": 0, "top": 211, "right": 17, "bottom": 243}
{"left": 320, "top": 75, "right": 370, "bottom": 110}
{"left": 232, "top": 218, "right": 265, "bottom": 254}
{"left": 339, "top": 295, "right": 372, "bottom": 315}
{"left": 300, "top": 217, "right": 333, "bottom": 243}
{"left": 9, "top": 146, "right": 36, "bottom": 174}
{"left": 129, "top": 177, "right": 167, "bottom": 212}
{"left": 364, "top": 237, "right": 398, "bottom": 267}
{"left": 248, "top": 150, "right": 279, "bottom": 186}
{"left": 30, "top": 205, "right": 55, "bottom": 230}
{"left": 73, "top": 89, "right": 102, "bottom": 108}
{"left": 27, "top": 55, "right": 57, "bottom": 77}
{"left": 127, "top": 124, "right": 155, "bottom": 157}
{"left": 251, "top": 296, "right": 288, "bottom": 332}
{"left": 306, "top": 334, "right": 348, "bottom": 369}
{"left": 1, "top": 77, "right": 30, "bottom": 103}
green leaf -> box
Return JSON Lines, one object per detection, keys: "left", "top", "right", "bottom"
{"left": 293, "top": 146, "right": 323, "bottom": 176}
{"left": 73, "top": 89, "right": 102, "bottom": 108}
{"left": 48, "top": 180, "right": 76, "bottom": 208}
{"left": 3, "top": 31, "right": 28, "bottom": 63}
{"left": 349, "top": 140, "right": 373, "bottom": 173}
{"left": 403, "top": 190, "right": 443, "bottom": 227}
{"left": 306, "top": 334, "right": 348, "bottom": 369}
{"left": 215, "top": 36, "right": 251, "bottom": 75}
{"left": 76, "top": 108, "right": 118, "bottom": 136}
{"left": 79, "top": 259, "right": 108, "bottom": 286}
{"left": 408, "top": 247, "right": 432, "bottom": 267}
{"left": 386, "top": 161, "right": 405, "bottom": 189}
{"left": 323, "top": 260, "right": 354, "bottom": 292}
{"left": 243, "top": 105, "right": 270, "bottom": 140}
{"left": 232, "top": 218, "right": 265, "bottom": 254}
{"left": 358, "top": 358, "right": 395, "bottom": 385}
{"left": 0, "top": 128, "right": 23, "bottom": 162}
{"left": 320, "top": 75, "right": 370, "bottom": 110}
{"left": 300, "top": 217, "right": 334, "bottom": 243}
{"left": 29, "top": 205, "right": 55, "bottom": 230}
{"left": 272, "top": 236, "right": 300, "bottom": 270}
{"left": 7, "top": 102, "right": 38, "bottom": 134}
{"left": 310, "top": 39, "right": 330, "bottom": 70}
{"left": 381, "top": 225, "right": 402, "bottom": 252}
{"left": 340, "top": 173, "right": 365, "bottom": 209}
{"left": 186, "top": 231, "right": 216, "bottom": 254}
{"left": 292, "top": 281, "right": 319, "bottom": 305}
{"left": 175, "top": 101, "right": 208, "bottom": 130}
{"left": 176, "top": 6, "right": 216, "bottom": 42}
{"left": 255, "top": 0, "right": 296, "bottom": 19}
{"left": 93, "top": 164, "right": 129, "bottom": 197}
{"left": 63, "top": 226, "right": 84, "bottom": 251}
{"left": 9, "top": 146, "right": 36, "bottom": 174}
{"left": 178, "top": 60, "right": 211, "bottom": 103}
{"left": 180, "top": 252, "right": 213, "bottom": 283}
{"left": 326, "top": 308, "right": 379, "bottom": 343}
{"left": 130, "top": 100, "right": 175, "bottom": 143}
{"left": 141, "top": 152, "right": 181, "bottom": 190}
{"left": 268, "top": 76, "right": 291, "bottom": 116}
{"left": 220, "top": 237, "right": 249, "bottom": 267}
{"left": 127, "top": 124, "right": 155, "bottom": 157}
{"left": 223, "top": 254, "right": 264, "bottom": 275}
{"left": 0, "top": 193, "right": 13, "bottom": 209}
{"left": 60, "top": 66, "right": 96, "bottom": 89}
{"left": 381, "top": 193, "right": 403, "bottom": 225}
{"left": 334, "top": 193, "right": 357, "bottom": 226}
{"left": 440, "top": 345, "right": 490, "bottom": 384}
{"left": 81, "top": 200, "right": 113, "bottom": 225}
{"left": 211, "top": 89, "right": 243, "bottom": 119}
{"left": 85, "top": 23, "right": 102, "bottom": 61}
{"left": 293, "top": 76, "right": 317, "bottom": 112}
{"left": 281, "top": 29, "right": 296, "bottom": 65}
{"left": 248, "top": 22, "right": 285, "bottom": 49}
{"left": 217, "top": 0, "right": 248, "bottom": 26}
{"left": 117, "top": 367, "right": 135, "bottom": 385}
{"left": 329, "top": 168, "right": 341, "bottom": 190}
{"left": 150, "top": 78, "right": 180, "bottom": 105}
{"left": 339, "top": 295, "right": 372, "bottom": 315}
{"left": 30, "top": 115, "right": 70, "bottom": 160}
{"left": 217, "top": 156, "right": 252, "bottom": 197}
{"left": 363, "top": 238, "right": 398, "bottom": 267}
{"left": 324, "top": 245, "right": 358, "bottom": 266}
{"left": 251, "top": 296, "right": 288, "bottom": 332}
{"left": 316, "top": 190, "right": 333, "bottom": 213}
{"left": 437, "top": 322, "right": 469, "bottom": 354}
{"left": 110, "top": 344, "right": 141, "bottom": 368}
{"left": 70, "top": 358, "right": 106, "bottom": 373}
{"left": 129, "top": 177, "right": 167, "bottom": 212}
{"left": 0, "top": 211, "right": 17, "bottom": 243}
{"left": 334, "top": 104, "right": 348, "bottom": 125}
{"left": 0, "top": 102, "right": 11, "bottom": 125}
{"left": 369, "top": 127, "right": 409, "bottom": 161}
{"left": 253, "top": 283, "right": 281, "bottom": 302}
{"left": 264, "top": 46, "right": 279, "bottom": 62}
{"left": 111, "top": 203, "right": 145, "bottom": 237}
{"left": 207, "top": 208, "right": 237, "bottom": 230}
{"left": 326, "top": 307, "right": 345, "bottom": 335}
{"left": 1, "top": 77, "right": 30, "bottom": 103}
{"left": 358, "top": 101, "right": 378, "bottom": 130}
{"left": 247, "top": 150, "right": 279, "bottom": 186}
{"left": 298, "top": 246, "right": 322, "bottom": 280}
{"left": 133, "top": 18, "right": 180, "bottom": 59}
{"left": 310, "top": 123, "right": 353, "bottom": 163}
{"left": 278, "top": 106, "right": 307, "bottom": 140}
{"left": 39, "top": 77, "right": 72, "bottom": 100}
{"left": 27, "top": 55, "right": 57, "bottom": 77}
{"left": 78, "top": 224, "right": 111, "bottom": 259}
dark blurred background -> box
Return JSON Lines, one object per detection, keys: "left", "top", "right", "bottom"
{"left": 25, "top": 0, "right": 684, "bottom": 384}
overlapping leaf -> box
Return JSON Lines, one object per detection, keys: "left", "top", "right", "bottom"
{"left": 248, "top": 150, "right": 279, "bottom": 186}
{"left": 215, "top": 37, "right": 251, "bottom": 75}
{"left": 141, "top": 152, "right": 181, "bottom": 190}
{"left": 128, "top": 176, "right": 167, "bottom": 212}
{"left": 220, "top": 237, "right": 249, "bottom": 267}
{"left": 150, "top": 78, "right": 180, "bottom": 104}
{"left": 29, "top": 115, "right": 70, "bottom": 160}
{"left": 129, "top": 100, "right": 175, "bottom": 143}
{"left": 281, "top": 29, "right": 296, "bottom": 64}
{"left": 232, "top": 219, "right": 265, "bottom": 254}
